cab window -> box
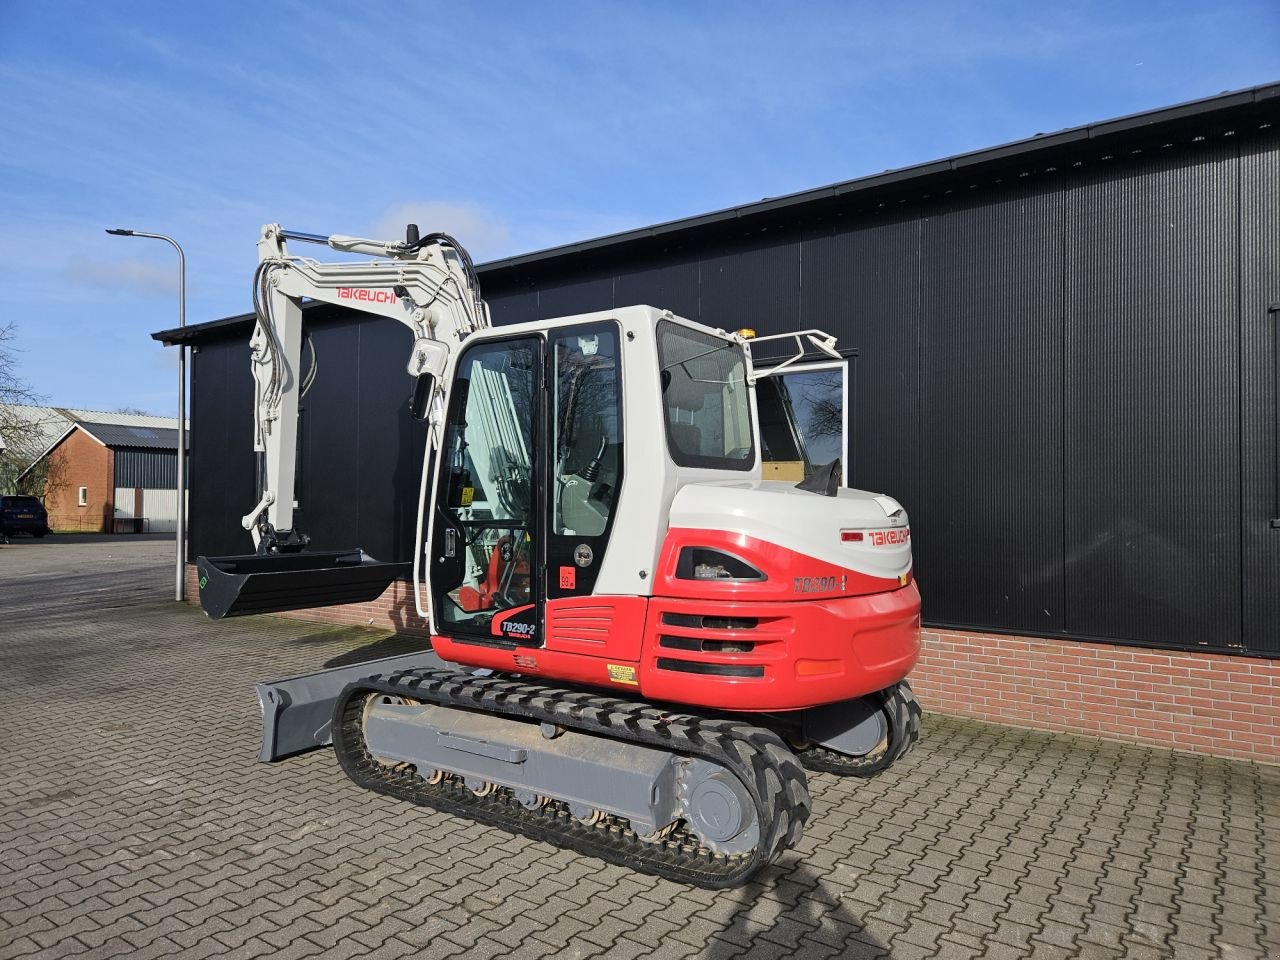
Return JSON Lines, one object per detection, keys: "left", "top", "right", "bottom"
{"left": 656, "top": 321, "right": 754, "bottom": 471}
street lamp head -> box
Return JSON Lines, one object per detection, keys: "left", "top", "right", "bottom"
{"left": 105, "top": 228, "right": 135, "bottom": 236}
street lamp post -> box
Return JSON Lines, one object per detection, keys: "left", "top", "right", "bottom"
{"left": 106, "top": 228, "right": 187, "bottom": 602}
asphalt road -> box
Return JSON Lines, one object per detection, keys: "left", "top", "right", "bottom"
{"left": 0, "top": 535, "right": 1276, "bottom": 959}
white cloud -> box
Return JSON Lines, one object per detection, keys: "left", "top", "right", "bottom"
{"left": 370, "top": 202, "right": 512, "bottom": 262}
{"left": 63, "top": 257, "right": 177, "bottom": 300}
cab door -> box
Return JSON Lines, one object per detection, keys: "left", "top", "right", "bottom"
{"left": 429, "top": 336, "right": 543, "bottom": 645}
{"left": 546, "top": 322, "right": 624, "bottom": 599}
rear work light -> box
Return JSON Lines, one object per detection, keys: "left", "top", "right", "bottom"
{"left": 676, "top": 547, "right": 765, "bottom": 581}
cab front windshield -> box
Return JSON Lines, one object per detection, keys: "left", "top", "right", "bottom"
{"left": 656, "top": 321, "right": 755, "bottom": 471}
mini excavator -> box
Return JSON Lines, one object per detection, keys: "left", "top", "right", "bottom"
{"left": 197, "top": 223, "right": 923, "bottom": 888}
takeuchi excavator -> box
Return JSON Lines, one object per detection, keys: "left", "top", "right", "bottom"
{"left": 196, "top": 223, "right": 923, "bottom": 888}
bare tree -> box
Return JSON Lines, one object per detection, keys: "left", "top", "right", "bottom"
{"left": 0, "top": 322, "right": 51, "bottom": 495}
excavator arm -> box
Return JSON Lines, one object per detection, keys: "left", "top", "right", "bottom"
{"left": 245, "top": 223, "right": 489, "bottom": 552}
{"left": 196, "top": 222, "right": 489, "bottom": 621}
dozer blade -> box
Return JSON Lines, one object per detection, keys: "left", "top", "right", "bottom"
{"left": 256, "top": 649, "right": 448, "bottom": 761}
{"left": 196, "top": 549, "right": 410, "bottom": 619}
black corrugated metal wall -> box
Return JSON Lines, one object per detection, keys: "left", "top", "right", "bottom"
{"left": 477, "top": 133, "right": 1280, "bottom": 656}
{"left": 189, "top": 321, "right": 427, "bottom": 565}
{"left": 181, "top": 125, "right": 1278, "bottom": 657}
{"left": 114, "top": 448, "right": 182, "bottom": 489}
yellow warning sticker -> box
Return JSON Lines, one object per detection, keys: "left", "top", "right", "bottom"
{"left": 460, "top": 487, "right": 474, "bottom": 506}
{"left": 607, "top": 664, "right": 639, "bottom": 686}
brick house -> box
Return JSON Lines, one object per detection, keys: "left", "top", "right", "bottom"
{"left": 11, "top": 409, "right": 188, "bottom": 533}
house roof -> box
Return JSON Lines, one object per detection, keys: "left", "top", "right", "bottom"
{"left": 77, "top": 421, "right": 187, "bottom": 451}
{"left": 0, "top": 404, "right": 187, "bottom": 454}
{"left": 154, "top": 81, "right": 1280, "bottom": 347}
{"left": 4, "top": 405, "right": 188, "bottom": 484}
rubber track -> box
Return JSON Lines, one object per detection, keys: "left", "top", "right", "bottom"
{"left": 796, "top": 681, "right": 923, "bottom": 777}
{"left": 331, "top": 667, "right": 811, "bottom": 889}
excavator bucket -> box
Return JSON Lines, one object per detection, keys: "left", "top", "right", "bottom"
{"left": 196, "top": 549, "right": 411, "bottom": 619}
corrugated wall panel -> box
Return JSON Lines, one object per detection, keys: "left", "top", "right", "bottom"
{"left": 1239, "top": 130, "right": 1280, "bottom": 655}
{"left": 113, "top": 488, "right": 136, "bottom": 519}
{"left": 116, "top": 489, "right": 180, "bottom": 531}
{"left": 113, "top": 448, "right": 179, "bottom": 489}
{"left": 184, "top": 129, "right": 1280, "bottom": 656}
{"left": 918, "top": 188, "right": 1065, "bottom": 633}
{"left": 799, "top": 217, "right": 922, "bottom": 519}
{"left": 487, "top": 287, "right": 539, "bottom": 327}
{"left": 296, "top": 322, "right": 361, "bottom": 553}
{"left": 537, "top": 275, "right": 615, "bottom": 320}
{"left": 1064, "top": 146, "right": 1242, "bottom": 649}
{"left": 614, "top": 258, "right": 701, "bottom": 320}
{"left": 353, "top": 322, "right": 429, "bottom": 561}
{"left": 189, "top": 340, "right": 257, "bottom": 558}
{"left": 142, "top": 489, "right": 179, "bottom": 532}
{"left": 699, "top": 236, "right": 801, "bottom": 332}
{"left": 294, "top": 321, "right": 427, "bottom": 563}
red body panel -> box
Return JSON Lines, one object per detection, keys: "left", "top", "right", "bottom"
{"left": 654, "top": 527, "right": 905, "bottom": 601}
{"left": 637, "top": 584, "right": 920, "bottom": 710}
{"left": 432, "top": 528, "right": 922, "bottom": 712}
{"left": 543, "top": 596, "right": 648, "bottom": 660}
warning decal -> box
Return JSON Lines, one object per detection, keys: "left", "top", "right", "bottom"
{"left": 607, "top": 664, "right": 639, "bottom": 686}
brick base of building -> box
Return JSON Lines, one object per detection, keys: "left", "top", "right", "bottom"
{"left": 912, "top": 630, "right": 1278, "bottom": 765}
{"left": 186, "top": 563, "right": 429, "bottom": 635}
{"left": 185, "top": 564, "right": 1279, "bottom": 764}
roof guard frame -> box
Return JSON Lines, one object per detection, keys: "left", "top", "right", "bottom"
{"left": 742, "top": 329, "right": 842, "bottom": 384}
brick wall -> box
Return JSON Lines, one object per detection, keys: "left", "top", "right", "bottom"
{"left": 45, "top": 430, "right": 114, "bottom": 532}
{"left": 184, "top": 564, "right": 1279, "bottom": 764}
{"left": 185, "top": 563, "right": 428, "bottom": 634}
{"left": 911, "top": 629, "right": 1278, "bottom": 765}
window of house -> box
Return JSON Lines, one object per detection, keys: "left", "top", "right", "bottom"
{"left": 78, "top": 486, "right": 88, "bottom": 507}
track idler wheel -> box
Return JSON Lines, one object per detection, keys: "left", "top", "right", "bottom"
{"left": 795, "top": 681, "right": 922, "bottom": 777}
{"left": 678, "top": 758, "right": 760, "bottom": 856}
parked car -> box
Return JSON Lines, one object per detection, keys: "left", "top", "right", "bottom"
{"left": 0, "top": 495, "right": 50, "bottom": 538}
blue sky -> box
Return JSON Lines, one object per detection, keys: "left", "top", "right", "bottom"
{"left": 1, "top": 0, "right": 1277, "bottom": 413}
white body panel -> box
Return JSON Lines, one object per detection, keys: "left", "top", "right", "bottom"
{"left": 668, "top": 482, "right": 912, "bottom": 580}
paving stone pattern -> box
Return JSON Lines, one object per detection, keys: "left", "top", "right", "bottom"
{"left": 1, "top": 537, "right": 1278, "bottom": 959}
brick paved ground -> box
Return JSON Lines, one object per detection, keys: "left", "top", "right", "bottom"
{"left": 1, "top": 537, "right": 1277, "bottom": 960}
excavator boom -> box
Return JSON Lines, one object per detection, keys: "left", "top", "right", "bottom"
{"left": 197, "top": 222, "right": 489, "bottom": 619}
